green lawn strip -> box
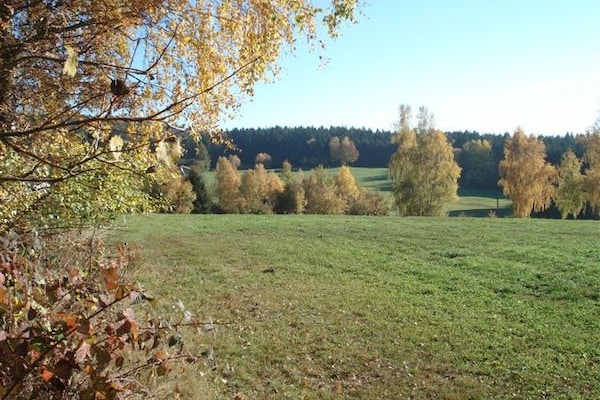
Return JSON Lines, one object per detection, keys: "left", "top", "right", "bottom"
{"left": 112, "top": 215, "right": 599, "bottom": 399}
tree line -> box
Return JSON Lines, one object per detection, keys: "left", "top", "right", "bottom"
{"left": 172, "top": 108, "right": 599, "bottom": 219}
{"left": 193, "top": 126, "right": 587, "bottom": 192}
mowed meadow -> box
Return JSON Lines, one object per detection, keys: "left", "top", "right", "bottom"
{"left": 112, "top": 213, "right": 600, "bottom": 399}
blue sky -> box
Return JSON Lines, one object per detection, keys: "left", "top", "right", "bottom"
{"left": 222, "top": 1, "right": 600, "bottom": 135}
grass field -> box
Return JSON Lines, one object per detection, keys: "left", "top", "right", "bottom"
{"left": 113, "top": 214, "right": 599, "bottom": 399}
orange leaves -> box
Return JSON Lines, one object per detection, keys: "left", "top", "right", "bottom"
{"left": 60, "top": 313, "right": 78, "bottom": 330}
{"left": 0, "top": 286, "right": 9, "bottom": 307}
{"left": 41, "top": 367, "right": 54, "bottom": 382}
{"left": 102, "top": 263, "right": 133, "bottom": 300}
{"left": 102, "top": 266, "right": 119, "bottom": 291}
{"left": 115, "top": 308, "right": 139, "bottom": 343}
{"left": 0, "top": 232, "right": 200, "bottom": 399}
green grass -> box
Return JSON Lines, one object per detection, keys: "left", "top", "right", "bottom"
{"left": 113, "top": 214, "right": 599, "bottom": 399}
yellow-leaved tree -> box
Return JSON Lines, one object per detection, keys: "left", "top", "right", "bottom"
{"left": 303, "top": 166, "right": 346, "bottom": 214}
{"left": 579, "top": 118, "right": 600, "bottom": 214}
{"left": 554, "top": 150, "right": 586, "bottom": 219}
{"left": 239, "top": 163, "right": 284, "bottom": 213}
{"left": 334, "top": 165, "right": 360, "bottom": 202}
{"left": 498, "top": 128, "right": 556, "bottom": 217}
{"left": 0, "top": 0, "right": 358, "bottom": 231}
{"left": 214, "top": 155, "right": 243, "bottom": 213}
{"left": 388, "top": 105, "right": 461, "bottom": 216}
{"left": 0, "top": 2, "right": 358, "bottom": 397}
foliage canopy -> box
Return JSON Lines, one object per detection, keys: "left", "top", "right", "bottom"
{"left": 0, "top": 0, "right": 358, "bottom": 231}
{"left": 388, "top": 105, "right": 461, "bottom": 216}
{"left": 498, "top": 128, "right": 556, "bottom": 218}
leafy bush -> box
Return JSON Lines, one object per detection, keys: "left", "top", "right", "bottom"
{"left": 0, "top": 230, "right": 202, "bottom": 399}
{"left": 275, "top": 182, "right": 307, "bottom": 214}
{"left": 302, "top": 167, "right": 346, "bottom": 215}
{"left": 239, "top": 164, "right": 284, "bottom": 214}
{"left": 347, "top": 188, "right": 389, "bottom": 216}
{"left": 148, "top": 177, "right": 196, "bottom": 214}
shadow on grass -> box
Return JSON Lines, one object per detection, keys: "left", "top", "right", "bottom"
{"left": 448, "top": 207, "right": 512, "bottom": 218}
{"left": 359, "top": 174, "right": 389, "bottom": 182}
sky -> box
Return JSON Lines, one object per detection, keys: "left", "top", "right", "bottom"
{"left": 222, "top": 1, "right": 600, "bottom": 135}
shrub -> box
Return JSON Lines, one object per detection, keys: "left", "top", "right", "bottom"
{"left": 148, "top": 177, "right": 196, "bottom": 214}
{"left": 303, "top": 167, "right": 345, "bottom": 214}
{"left": 275, "top": 182, "right": 307, "bottom": 214}
{"left": 348, "top": 188, "right": 389, "bottom": 216}
{"left": 0, "top": 230, "right": 201, "bottom": 399}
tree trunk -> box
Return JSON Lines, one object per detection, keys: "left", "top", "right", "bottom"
{"left": 0, "top": 5, "right": 19, "bottom": 134}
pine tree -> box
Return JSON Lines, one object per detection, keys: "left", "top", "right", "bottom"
{"left": 189, "top": 167, "right": 213, "bottom": 214}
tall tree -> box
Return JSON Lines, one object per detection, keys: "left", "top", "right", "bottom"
{"left": 388, "top": 105, "right": 461, "bottom": 216}
{"left": 340, "top": 136, "right": 360, "bottom": 165}
{"left": 329, "top": 136, "right": 359, "bottom": 165}
{"left": 188, "top": 162, "right": 213, "bottom": 213}
{"left": 214, "top": 156, "right": 242, "bottom": 213}
{"left": 498, "top": 128, "right": 556, "bottom": 217}
{"left": 0, "top": 0, "right": 358, "bottom": 231}
{"left": 334, "top": 165, "right": 360, "bottom": 202}
{"left": 579, "top": 118, "right": 600, "bottom": 214}
{"left": 329, "top": 136, "right": 341, "bottom": 163}
{"left": 554, "top": 150, "right": 586, "bottom": 219}
{"left": 0, "top": 2, "right": 359, "bottom": 397}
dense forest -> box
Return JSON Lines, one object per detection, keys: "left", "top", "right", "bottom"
{"left": 182, "top": 126, "right": 587, "bottom": 191}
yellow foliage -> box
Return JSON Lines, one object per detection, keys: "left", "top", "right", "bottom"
{"left": 334, "top": 166, "right": 360, "bottom": 200}
{"left": 303, "top": 167, "right": 346, "bottom": 214}
{"left": 214, "top": 157, "right": 242, "bottom": 213}
{"left": 554, "top": 150, "right": 586, "bottom": 219}
{"left": 498, "top": 128, "right": 556, "bottom": 218}
{"left": 584, "top": 168, "right": 600, "bottom": 214}
{"left": 389, "top": 105, "right": 461, "bottom": 216}
{"left": 0, "top": 0, "right": 358, "bottom": 230}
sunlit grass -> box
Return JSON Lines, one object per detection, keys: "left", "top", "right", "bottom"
{"left": 113, "top": 214, "right": 599, "bottom": 399}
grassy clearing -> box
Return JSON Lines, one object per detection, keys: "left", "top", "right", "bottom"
{"left": 113, "top": 214, "right": 599, "bottom": 399}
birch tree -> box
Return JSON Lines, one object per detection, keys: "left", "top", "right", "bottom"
{"left": 554, "top": 150, "right": 585, "bottom": 219}
{"left": 214, "top": 156, "right": 242, "bottom": 213}
{"left": 498, "top": 128, "right": 556, "bottom": 217}
{"left": 0, "top": 0, "right": 358, "bottom": 231}
{"left": 579, "top": 118, "right": 600, "bottom": 214}
{"left": 388, "top": 105, "right": 461, "bottom": 216}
